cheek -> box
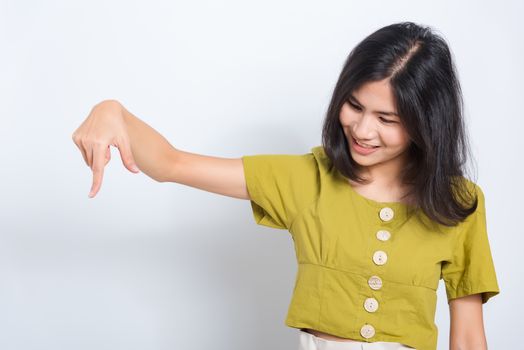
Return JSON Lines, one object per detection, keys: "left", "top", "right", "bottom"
{"left": 339, "top": 112, "right": 349, "bottom": 126}
{"left": 383, "top": 128, "right": 411, "bottom": 148}
{"left": 339, "top": 103, "right": 356, "bottom": 126}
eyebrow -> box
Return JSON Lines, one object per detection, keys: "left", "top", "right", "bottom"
{"left": 348, "top": 94, "right": 399, "bottom": 117}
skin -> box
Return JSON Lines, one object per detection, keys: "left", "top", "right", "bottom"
{"left": 71, "top": 92, "right": 488, "bottom": 348}
{"left": 449, "top": 294, "right": 487, "bottom": 349}
{"left": 339, "top": 78, "right": 414, "bottom": 204}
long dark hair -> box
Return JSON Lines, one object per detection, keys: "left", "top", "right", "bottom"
{"left": 321, "top": 21, "right": 478, "bottom": 226}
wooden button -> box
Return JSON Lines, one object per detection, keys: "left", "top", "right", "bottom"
{"left": 376, "top": 230, "right": 391, "bottom": 241}
{"left": 360, "top": 324, "right": 375, "bottom": 338}
{"left": 373, "top": 250, "right": 388, "bottom": 265}
{"left": 379, "top": 207, "right": 394, "bottom": 221}
{"left": 368, "top": 275, "right": 383, "bottom": 290}
{"left": 364, "top": 297, "right": 379, "bottom": 312}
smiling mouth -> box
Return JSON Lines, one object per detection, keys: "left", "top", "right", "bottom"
{"left": 353, "top": 137, "right": 380, "bottom": 148}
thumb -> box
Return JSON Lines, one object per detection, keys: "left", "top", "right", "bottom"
{"left": 116, "top": 137, "right": 140, "bottom": 173}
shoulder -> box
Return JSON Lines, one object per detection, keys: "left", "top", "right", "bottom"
{"left": 458, "top": 177, "right": 484, "bottom": 196}
{"left": 443, "top": 177, "right": 488, "bottom": 237}
{"left": 452, "top": 176, "right": 486, "bottom": 215}
{"left": 310, "top": 145, "right": 333, "bottom": 174}
{"left": 242, "top": 148, "right": 318, "bottom": 171}
{"left": 241, "top": 146, "right": 326, "bottom": 189}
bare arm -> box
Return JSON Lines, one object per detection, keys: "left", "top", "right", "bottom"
{"left": 72, "top": 100, "right": 250, "bottom": 200}
{"left": 160, "top": 148, "right": 249, "bottom": 199}
{"left": 449, "top": 294, "right": 487, "bottom": 350}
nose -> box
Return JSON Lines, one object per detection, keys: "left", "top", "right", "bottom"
{"left": 352, "top": 113, "right": 377, "bottom": 140}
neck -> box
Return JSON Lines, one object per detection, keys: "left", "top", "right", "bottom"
{"left": 356, "top": 158, "right": 406, "bottom": 188}
{"left": 351, "top": 154, "right": 415, "bottom": 205}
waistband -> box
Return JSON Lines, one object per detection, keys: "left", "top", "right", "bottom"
{"left": 299, "top": 330, "right": 416, "bottom": 350}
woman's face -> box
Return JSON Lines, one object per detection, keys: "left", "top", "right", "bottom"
{"left": 339, "top": 79, "right": 412, "bottom": 173}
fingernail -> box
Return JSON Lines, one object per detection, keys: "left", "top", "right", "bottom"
{"left": 132, "top": 164, "right": 139, "bottom": 172}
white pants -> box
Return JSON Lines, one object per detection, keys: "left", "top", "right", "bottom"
{"left": 298, "top": 330, "right": 415, "bottom": 350}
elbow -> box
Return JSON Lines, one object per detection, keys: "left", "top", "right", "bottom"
{"left": 155, "top": 147, "right": 180, "bottom": 183}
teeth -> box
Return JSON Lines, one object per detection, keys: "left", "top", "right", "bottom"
{"left": 356, "top": 139, "right": 376, "bottom": 148}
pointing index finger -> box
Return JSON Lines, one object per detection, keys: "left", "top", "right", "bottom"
{"left": 89, "top": 144, "right": 107, "bottom": 198}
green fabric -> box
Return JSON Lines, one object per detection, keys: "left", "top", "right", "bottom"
{"left": 241, "top": 145, "right": 500, "bottom": 350}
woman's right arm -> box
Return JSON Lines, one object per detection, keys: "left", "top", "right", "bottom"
{"left": 71, "top": 99, "right": 250, "bottom": 200}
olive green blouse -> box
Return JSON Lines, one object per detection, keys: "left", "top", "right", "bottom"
{"left": 241, "top": 145, "right": 500, "bottom": 350}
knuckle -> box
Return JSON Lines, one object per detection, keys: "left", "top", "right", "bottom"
{"left": 101, "top": 99, "right": 121, "bottom": 107}
{"left": 72, "top": 133, "right": 83, "bottom": 145}
{"left": 91, "top": 159, "right": 101, "bottom": 169}
{"left": 92, "top": 139, "right": 105, "bottom": 147}
{"left": 122, "top": 154, "right": 134, "bottom": 166}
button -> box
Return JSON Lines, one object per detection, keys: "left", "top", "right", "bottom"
{"left": 373, "top": 250, "right": 388, "bottom": 265}
{"left": 364, "top": 297, "right": 379, "bottom": 312}
{"left": 379, "top": 207, "right": 394, "bottom": 221}
{"left": 376, "top": 230, "right": 391, "bottom": 241}
{"left": 368, "top": 275, "right": 383, "bottom": 290}
{"left": 360, "top": 324, "right": 375, "bottom": 339}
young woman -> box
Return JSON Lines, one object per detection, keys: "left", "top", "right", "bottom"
{"left": 71, "top": 22, "right": 500, "bottom": 350}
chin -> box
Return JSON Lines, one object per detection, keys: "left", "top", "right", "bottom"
{"left": 350, "top": 152, "right": 379, "bottom": 166}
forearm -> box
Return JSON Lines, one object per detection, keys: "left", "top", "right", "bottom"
{"left": 449, "top": 294, "right": 488, "bottom": 350}
{"left": 121, "top": 104, "right": 175, "bottom": 182}
{"left": 118, "top": 102, "right": 247, "bottom": 199}
{"left": 450, "top": 334, "right": 487, "bottom": 350}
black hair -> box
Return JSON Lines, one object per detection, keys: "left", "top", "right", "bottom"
{"left": 321, "top": 21, "right": 478, "bottom": 226}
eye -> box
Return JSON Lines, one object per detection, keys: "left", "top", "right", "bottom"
{"left": 379, "top": 117, "right": 396, "bottom": 124}
{"left": 347, "top": 100, "right": 362, "bottom": 111}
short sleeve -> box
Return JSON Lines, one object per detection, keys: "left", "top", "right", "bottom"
{"left": 241, "top": 151, "right": 319, "bottom": 230}
{"left": 441, "top": 184, "right": 500, "bottom": 304}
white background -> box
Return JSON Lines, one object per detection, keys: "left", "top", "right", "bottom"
{"left": 1, "top": 0, "right": 522, "bottom": 349}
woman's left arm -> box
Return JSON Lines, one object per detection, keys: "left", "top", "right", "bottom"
{"left": 449, "top": 293, "right": 487, "bottom": 350}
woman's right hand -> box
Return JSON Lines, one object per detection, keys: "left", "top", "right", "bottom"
{"left": 71, "top": 100, "right": 140, "bottom": 198}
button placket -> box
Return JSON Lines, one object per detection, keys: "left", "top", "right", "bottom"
{"left": 362, "top": 207, "right": 395, "bottom": 340}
